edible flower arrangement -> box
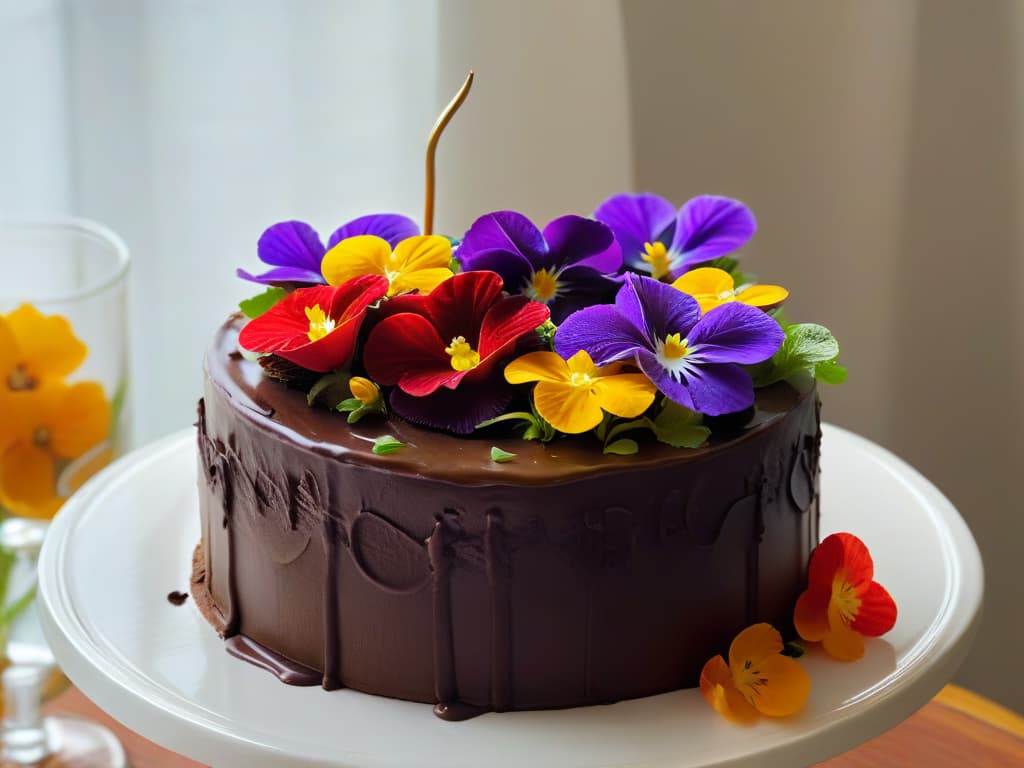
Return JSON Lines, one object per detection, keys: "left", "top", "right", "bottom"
{"left": 235, "top": 192, "right": 845, "bottom": 454}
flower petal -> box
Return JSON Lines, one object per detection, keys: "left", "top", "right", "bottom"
{"left": 542, "top": 215, "right": 621, "bottom": 274}
{"left": 321, "top": 235, "right": 391, "bottom": 286}
{"left": 0, "top": 442, "right": 60, "bottom": 519}
{"left": 326, "top": 213, "right": 420, "bottom": 249}
{"left": 363, "top": 313, "right": 459, "bottom": 396}
{"left": 389, "top": 375, "right": 512, "bottom": 435}
{"left": 554, "top": 304, "right": 649, "bottom": 365}
{"left": 390, "top": 267, "right": 453, "bottom": 297}
{"left": 746, "top": 654, "right": 811, "bottom": 717}
{"left": 669, "top": 195, "right": 757, "bottom": 271}
{"left": 736, "top": 283, "right": 789, "bottom": 309}
{"left": 237, "top": 265, "right": 326, "bottom": 286}
{"left": 851, "top": 581, "right": 897, "bottom": 637}
{"left": 593, "top": 193, "right": 676, "bottom": 270}
{"left": 504, "top": 351, "right": 570, "bottom": 385}
{"left": 794, "top": 588, "right": 831, "bottom": 642}
{"left": 407, "top": 270, "right": 506, "bottom": 347}
{"left": 49, "top": 381, "right": 110, "bottom": 459}
{"left": 728, "top": 622, "right": 784, "bottom": 672}
{"left": 686, "top": 302, "right": 784, "bottom": 365}
{"left": 455, "top": 211, "right": 547, "bottom": 271}
{"left": 634, "top": 348, "right": 695, "bottom": 410}
{"left": 592, "top": 374, "right": 656, "bottom": 419}
{"left": 823, "top": 603, "right": 866, "bottom": 661}
{"left": 832, "top": 532, "right": 876, "bottom": 588}
{"left": 619, "top": 274, "right": 700, "bottom": 344}
{"left": 392, "top": 235, "right": 453, "bottom": 273}
{"left": 533, "top": 381, "right": 604, "bottom": 434}
{"left": 680, "top": 361, "right": 756, "bottom": 416}
{"left": 477, "top": 295, "right": 550, "bottom": 362}
{"left": 699, "top": 655, "right": 760, "bottom": 725}
{"left": 671, "top": 267, "right": 736, "bottom": 313}
{"left": 6, "top": 304, "right": 87, "bottom": 380}
{"left": 257, "top": 221, "right": 325, "bottom": 270}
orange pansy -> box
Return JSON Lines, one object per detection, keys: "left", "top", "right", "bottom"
{"left": 699, "top": 623, "right": 811, "bottom": 723}
{"left": 794, "top": 533, "right": 897, "bottom": 661}
{"left": 1, "top": 304, "right": 87, "bottom": 392}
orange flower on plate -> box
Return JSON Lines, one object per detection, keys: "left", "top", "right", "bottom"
{"left": 794, "top": 533, "right": 897, "bottom": 661}
{"left": 0, "top": 304, "right": 87, "bottom": 394}
{"left": 0, "top": 381, "right": 110, "bottom": 519}
{"left": 699, "top": 623, "right": 811, "bottom": 724}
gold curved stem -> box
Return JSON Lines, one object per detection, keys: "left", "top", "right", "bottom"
{"left": 424, "top": 71, "right": 474, "bottom": 236}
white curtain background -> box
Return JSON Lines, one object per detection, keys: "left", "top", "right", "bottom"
{"left": 1, "top": 0, "right": 1020, "bottom": 711}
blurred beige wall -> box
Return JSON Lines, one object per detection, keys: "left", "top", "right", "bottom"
{"left": 622, "top": 0, "right": 1023, "bottom": 710}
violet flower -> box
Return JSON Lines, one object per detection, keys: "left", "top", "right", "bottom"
{"left": 238, "top": 214, "right": 419, "bottom": 286}
{"left": 593, "top": 193, "right": 756, "bottom": 281}
{"left": 554, "top": 274, "right": 783, "bottom": 415}
{"left": 454, "top": 211, "right": 621, "bottom": 323}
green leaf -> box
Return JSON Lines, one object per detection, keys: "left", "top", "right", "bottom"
{"left": 535, "top": 319, "right": 558, "bottom": 351}
{"left": 814, "top": 358, "right": 848, "bottom": 384}
{"left": 335, "top": 397, "right": 363, "bottom": 413}
{"left": 781, "top": 639, "right": 806, "bottom": 659}
{"left": 756, "top": 323, "right": 845, "bottom": 386}
{"left": 605, "top": 417, "right": 655, "bottom": 445}
{"left": 0, "top": 584, "right": 36, "bottom": 627}
{"left": 603, "top": 438, "right": 639, "bottom": 456}
{"left": 307, "top": 371, "right": 350, "bottom": 406}
{"left": 371, "top": 435, "right": 406, "bottom": 455}
{"left": 652, "top": 401, "right": 711, "bottom": 448}
{"left": 490, "top": 446, "right": 517, "bottom": 463}
{"left": 239, "top": 287, "right": 287, "bottom": 319}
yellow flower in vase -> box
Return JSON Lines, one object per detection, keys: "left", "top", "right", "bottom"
{"left": 0, "top": 304, "right": 87, "bottom": 395}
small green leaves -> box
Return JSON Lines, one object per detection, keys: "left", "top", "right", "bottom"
{"left": 490, "top": 446, "right": 517, "bottom": 463}
{"left": 781, "top": 640, "right": 806, "bottom": 659}
{"left": 336, "top": 396, "right": 386, "bottom": 424}
{"left": 755, "top": 323, "right": 846, "bottom": 386}
{"left": 307, "top": 371, "right": 350, "bottom": 407}
{"left": 239, "top": 287, "right": 287, "bottom": 319}
{"left": 652, "top": 401, "right": 712, "bottom": 449}
{"left": 603, "top": 438, "right": 639, "bottom": 456}
{"left": 476, "top": 408, "right": 557, "bottom": 442}
{"left": 534, "top": 319, "right": 558, "bottom": 351}
{"left": 371, "top": 435, "right": 405, "bottom": 455}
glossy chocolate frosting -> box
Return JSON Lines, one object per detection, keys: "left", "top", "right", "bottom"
{"left": 193, "top": 316, "right": 821, "bottom": 718}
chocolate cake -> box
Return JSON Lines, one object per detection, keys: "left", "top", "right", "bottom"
{"left": 193, "top": 316, "right": 821, "bottom": 719}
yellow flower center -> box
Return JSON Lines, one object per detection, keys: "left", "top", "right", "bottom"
{"left": 662, "top": 332, "right": 689, "bottom": 360}
{"left": 642, "top": 241, "right": 672, "bottom": 281}
{"left": 445, "top": 336, "right": 481, "bottom": 371}
{"left": 735, "top": 657, "right": 769, "bottom": 705}
{"left": 718, "top": 289, "right": 737, "bottom": 301}
{"left": 569, "top": 371, "right": 595, "bottom": 388}
{"left": 6, "top": 365, "right": 36, "bottom": 391}
{"left": 831, "top": 571, "right": 862, "bottom": 625}
{"left": 32, "top": 426, "right": 51, "bottom": 448}
{"left": 305, "top": 304, "right": 336, "bottom": 342}
{"left": 528, "top": 268, "right": 560, "bottom": 303}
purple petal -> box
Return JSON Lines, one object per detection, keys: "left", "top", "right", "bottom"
{"left": 388, "top": 378, "right": 512, "bottom": 435}
{"left": 554, "top": 304, "right": 648, "bottom": 364}
{"left": 669, "top": 195, "right": 756, "bottom": 271}
{"left": 678, "top": 362, "right": 756, "bottom": 416}
{"left": 542, "top": 215, "right": 621, "bottom": 274}
{"left": 635, "top": 348, "right": 695, "bottom": 410}
{"left": 236, "top": 265, "right": 326, "bottom": 286}
{"left": 327, "top": 213, "right": 420, "bottom": 249}
{"left": 455, "top": 211, "right": 547, "bottom": 271}
{"left": 685, "top": 303, "right": 783, "bottom": 364}
{"left": 594, "top": 193, "right": 675, "bottom": 269}
{"left": 454, "top": 249, "right": 533, "bottom": 295}
{"left": 616, "top": 274, "right": 700, "bottom": 345}
{"left": 257, "top": 221, "right": 325, "bottom": 271}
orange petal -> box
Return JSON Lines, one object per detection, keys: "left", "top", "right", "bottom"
{"left": 49, "top": 381, "right": 111, "bottom": 459}
{"left": 5, "top": 304, "right": 87, "bottom": 380}
{"left": 793, "top": 588, "right": 830, "bottom": 642}
{"left": 0, "top": 315, "right": 19, "bottom": 382}
{"left": 320, "top": 235, "right": 390, "bottom": 286}
{"left": 532, "top": 381, "right": 603, "bottom": 434}
{"left": 728, "top": 622, "right": 784, "bottom": 673}
{"left": 823, "top": 600, "right": 865, "bottom": 661}
{"left": 592, "top": 373, "right": 657, "bottom": 419}
{"left": 851, "top": 580, "right": 897, "bottom": 637}
{"left": 504, "top": 351, "right": 570, "bottom": 385}
{"left": 736, "top": 284, "right": 789, "bottom": 309}
{"left": 832, "top": 532, "right": 875, "bottom": 587}
{"left": 746, "top": 653, "right": 811, "bottom": 717}
{"left": 0, "top": 442, "right": 62, "bottom": 519}
{"left": 699, "top": 655, "right": 759, "bottom": 725}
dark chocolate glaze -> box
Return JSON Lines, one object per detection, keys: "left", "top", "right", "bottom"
{"left": 167, "top": 591, "right": 188, "bottom": 606}
{"left": 225, "top": 635, "right": 321, "bottom": 686}
{"left": 194, "top": 317, "right": 821, "bottom": 718}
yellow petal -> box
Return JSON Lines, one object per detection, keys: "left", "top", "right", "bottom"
{"left": 564, "top": 349, "right": 598, "bottom": 376}
{"left": 822, "top": 601, "right": 866, "bottom": 661}
{"left": 504, "top": 351, "right": 570, "bottom": 385}
{"left": 0, "top": 442, "right": 62, "bottom": 519}
{"left": 793, "top": 590, "right": 830, "bottom": 642}
{"left": 728, "top": 622, "right": 784, "bottom": 673}
{"left": 389, "top": 267, "right": 453, "bottom": 297}
{"left": 49, "top": 381, "right": 110, "bottom": 459}
{"left": 391, "top": 235, "right": 453, "bottom": 272}
{"left": 5, "top": 304, "right": 87, "bottom": 380}
{"left": 532, "top": 381, "right": 603, "bottom": 434}
{"left": 746, "top": 653, "right": 811, "bottom": 717}
{"left": 736, "top": 284, "right": 789, "bottom": 308}
{"left": 591, "top": 373, "right": 656, "bottom": 419}
{"left": 320, "top": 235, "right": 391, "bottom": 286}
{"left": 699, "top": 655, "right": 759, "bottom": 725}
{"left": 0, "top": 316, "right": 20, "bottom": 382}
{"left": 672, "top": 268, "right": 735, "bottom": 313}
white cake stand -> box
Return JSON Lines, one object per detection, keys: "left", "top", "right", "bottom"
{"left": 37, "top": 425, "right": 982, "bottom": 768}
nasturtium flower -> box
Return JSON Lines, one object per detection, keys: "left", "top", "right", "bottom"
{"left": 363, "top": 270, "right": 550, "bottom": 434}
{"left": 794, "top": 533, "right": 897, "bottom": 661}
{"left": 699, "top": 623, "right": 811, "bottom": 724}
{"left": 555, "top": 274, "right": 783, "bottom": 416}
{"left": 454, "top": 212, "right": 621, "bottom": 323}
{"left": 1, "top": 304, "right": 87, "bottom": 396}
{"left": 0, "top": 381, "right": 110, "bottom": 519}
{"left": 321, "top": 234, "right": 454, "bottom": 298}
{"left": 504, "top": 350, "right": 656, "bottom": 434}
{"left": 672, "top": 267, "right": 788, "bottom": 314}
{"left": 238, "top": 275, "right": 389, "bottom": 372}
{"left": 594, "top": 193, "right": 756, "bottom": 281}
{"left": 237, "top": 215, "right": 419, "bottom": 286}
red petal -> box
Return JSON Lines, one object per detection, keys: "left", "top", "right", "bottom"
{"left": 278, "top": 319, "right": 359, "bottom": 372}
{"left": 329, "top": 274, "right": 389, "bottom": 321}
{"left": 806, "top": 533, "right": 845, "bottom": 592}
{"left": 477, "top": 295, "right": 550, "bottom": 360}
{"left": 851, "top": 580, "right": 897, "bottom": 636}
{"left": 418, "top": 270, "right": 505, "bottom": 344}
{"left": 834, "top": 532, "right": 875, "bottom": 588}
{"left": 363, "top": 313, "right": 460, "bottom": 395}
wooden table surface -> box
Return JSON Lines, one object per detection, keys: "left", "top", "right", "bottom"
{"left": 42, "top": 684, "right": 1024, "bottom": 767}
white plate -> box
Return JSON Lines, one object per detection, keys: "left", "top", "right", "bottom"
{"left": 38, "top": 426, "right": 983, "bottom": 768}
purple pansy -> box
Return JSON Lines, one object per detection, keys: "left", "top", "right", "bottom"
{"left": 554, "top": 274, "right": 783, "bottom": 415}
{"left": 237, "top": 214, "right": 420, "bottom": 286}
{"left": 454, "top": 211, "right": 621, "bottom": 323}
{"left": 593, "top": 193, "right": 756, "bottom": 281}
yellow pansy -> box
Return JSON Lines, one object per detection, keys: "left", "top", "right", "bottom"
{"left": 672, "top": 267, "right": 788, "bottom": 314}
{"left": 321, "top": 235, "right": 453, "bottom": 297}
{"left": 504, "top": 350, "right": 656, "bottom": 434}
{"left": 1, "top": 304, "right": 87, "bottom": 394}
